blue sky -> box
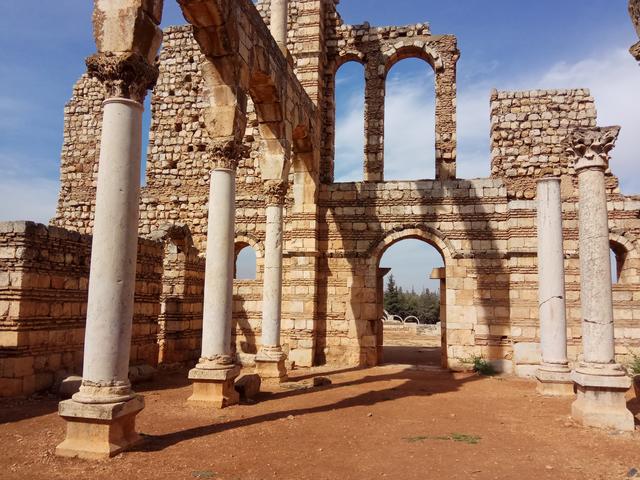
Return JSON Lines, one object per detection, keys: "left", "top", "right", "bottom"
{"left": 0, "top": 1, "right": 638, "bottom": 290}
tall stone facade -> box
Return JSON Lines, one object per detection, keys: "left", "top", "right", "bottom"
{"left": 1, "top": 0, "right": 639, "bottom": 397}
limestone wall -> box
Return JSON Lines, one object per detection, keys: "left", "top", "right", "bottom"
{"left": 53, "top": 75, "right": 104, "bottom": 233}
{"left": 0, "top": 222, "right": 163, "bottom": 397}
{"left": 490, "top": 89, "right": 620, "bottom": 199}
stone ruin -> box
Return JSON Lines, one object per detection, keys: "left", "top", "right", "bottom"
{"left": 1, "top": 0, "right": 640, "bottom": 458}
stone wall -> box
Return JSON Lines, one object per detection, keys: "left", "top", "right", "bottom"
{"left": 53, "top": 75, "right": 104, "bottom": 233}
{"left": 0, "top": 222, "right": 163, "bottom": 397}
{"left": 490, "top": 89, "right": 619, "bottom": 199}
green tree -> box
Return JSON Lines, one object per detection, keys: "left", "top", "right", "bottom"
{"left": 383, "top": 274, "right": 401, "bottom": 315}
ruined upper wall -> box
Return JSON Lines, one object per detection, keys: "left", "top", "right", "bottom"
{"left": 490, "top": 89, "right": 620, "bottom": 199}
{"left": 320, "top": 5, "right": 458, "bottom": 182}
{"left": 53, "top": 75, "right": 105, "bottom": 233}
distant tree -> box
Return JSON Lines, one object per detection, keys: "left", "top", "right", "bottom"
{"left": 384, "top": 274, "right": 401, "bottom": 314}
{"left": 384, "top": 276, "right": 440, "bottom": 324}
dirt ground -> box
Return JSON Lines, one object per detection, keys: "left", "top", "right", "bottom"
{"left": 1, "top": 356, "right": 639, "bottom": 480}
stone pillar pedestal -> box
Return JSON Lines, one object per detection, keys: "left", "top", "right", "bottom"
{"left": 56, "top": 396, "right": 144, "bottom": 459}
{"left": 567, "top": 126, "right": 635, "bottom": 431}
{"left": 256, "top": 181, "right": 289, "bottom": 384}
{"left": 255, "top": 347, "right": 288, "bottom": 383}
{"left": 189, "top": 156, "right": 241, "bottom": 407}
{"left": 188, "top": 364, "right": 241, "bottom": 408}
{"left": 535, "top": 178, "right": 573, "bottom": 396}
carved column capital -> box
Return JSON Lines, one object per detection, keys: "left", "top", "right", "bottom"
{"left": 565, "top": 126, "right": 620, "bottom": 172}
{"left": 86, "top": 52, "right": 159, "bottom": 103}
{"left": 211, "top": 141, "right": 242, "bottom": 171}
{"left": 263, "top": 180, "right": 288, "bottom": 206}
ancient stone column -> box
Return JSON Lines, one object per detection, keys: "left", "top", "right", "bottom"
{"left": 535, "top": 178, "right": 573, "bottom": 396}
{"left": 270, "top": 0, "right": 288, "bottom": 53}
{"left": 255, "top": 180, "right": 289, "bottom": 383}
{"left": 188, "top": 146, "right": 241, "bottom": 408}
{"left": 56, "top": 53, "right": 158, "bottom": 459}
{"left": 566, "top": 127, "right": 634, "bottom": 431}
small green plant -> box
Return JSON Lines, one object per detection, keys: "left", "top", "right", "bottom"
{"left": 628, "top": 352, "right": 640, "bottom": 376}
{"left": 464, "top": 355, "right": 495, "bottom": 376}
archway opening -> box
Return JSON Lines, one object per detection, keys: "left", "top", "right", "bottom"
{"left": 384, "top": 57, "right": 436, "bottom": 180}
{"left": 234, "top": 243, "right": 257, "bottom": 280}
{"left": 378, "top": 238, "right": 445, "bottom": 367}
{"left": 334, "top": 60, "right": 365, "bottom": 182}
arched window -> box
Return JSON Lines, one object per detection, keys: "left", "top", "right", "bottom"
{"left": 235, "top": 243, "right": 258, "bottom": 280}
{"left": 334, "top": 60, "right": 365, "bottom": 182}
{"left": 384, "top": 57, "right": 436, "bottom": 180}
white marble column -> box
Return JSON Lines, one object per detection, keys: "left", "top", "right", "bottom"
{"left": 535, "top": 178, "right": 573, "bottom": 396}
{"left": 256, "top": 180, "right": 288, "bottom": 383}
{"left": 188, "top": 151, "right": 241, "bottom": 407}
{"left": 566, "top": 127, "right": 634, "bottom": 431}
{"left": 57, "top": 53, "right": 158, "bottom": 459}
{"left": 270, "top": 0, "right": 288, "bottom": 53}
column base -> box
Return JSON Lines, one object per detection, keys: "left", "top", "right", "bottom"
{"left": 188, "top": 365, "right": 240, "bottom": 408}
{"left": 536, "top": 365, "right": 574, "bottom": 396}
{"left": 56, "top": 395, "right": 144, "bottom": 459}
{"left": 255, "top": 349, "right": 288, "bottom": 384}
{"left": 255, "top": 357, "right": 288, "bottom": 384}
{"left": 571, "top": 367, "right": 635, "bottom": 431}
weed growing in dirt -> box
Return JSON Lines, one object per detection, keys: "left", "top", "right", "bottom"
{"left": 627, "top": 352, "right": 640, "bottom": 375}
{"left": 463, "top": 355, "right": 495, "bottom": 376}
{"left": 404, "top": 433, "right": 481, "bottom": 445}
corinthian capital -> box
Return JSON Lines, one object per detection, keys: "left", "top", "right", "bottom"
{"left": 86, "top": 52, "right": 159, "bottom": 103}
{"left": 211, "top": 141, "right": 242, "bottom": 171}
{"left": 565, "top": 126, "right": 621, "bottom": 172}
{"left": 263, "top": 180, "right": 288, "bottom": 206}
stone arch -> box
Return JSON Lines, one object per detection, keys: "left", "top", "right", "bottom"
{"left": 368, "top": 225, "right": 457, "bottom": 264}
{"left": 234, "top": 234, "right": 264, "bottom": 259}
{"left": 367, "top": 226, "right": 452, "bottom": 369}
{"left": 333, "top": 52, "right": 366, "bottom": 73}
{"left": 382, "top": 44, "right": 445, "bottom": 76}
{"left": 609, "top": 230, "right": 639, "bottom": 283}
